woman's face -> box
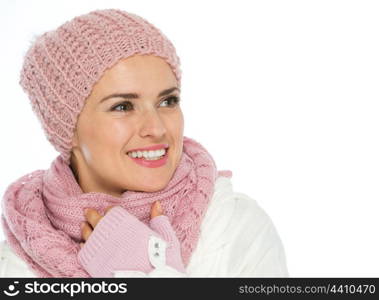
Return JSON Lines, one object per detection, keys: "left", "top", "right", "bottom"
{"left": 70, "top": 55, "right": 184, "bottom": 197}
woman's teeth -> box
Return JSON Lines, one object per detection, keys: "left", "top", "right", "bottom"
{"left": 127, "top": 148, "right": 167, "bottom": 160}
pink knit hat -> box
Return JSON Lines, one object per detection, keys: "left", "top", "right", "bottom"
{"left": 19, "top": 8, "right": 182, "bottom": 163}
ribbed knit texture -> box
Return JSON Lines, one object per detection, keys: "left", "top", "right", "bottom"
{"left": 1, "top": 136, "right": 232, "bottom": 277}
{"left": 18, "top": 8, "right": 182, "bottom": 163}
{"left": 77, "top": 206, "right": 186, "bottom": 277}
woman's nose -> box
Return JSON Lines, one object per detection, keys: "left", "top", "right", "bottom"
{"left": 139, "top": 110, "right": 167, "bottom": 138}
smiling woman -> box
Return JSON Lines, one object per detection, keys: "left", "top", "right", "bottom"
{"left": 0, "top": 8, "right": 289, "bottom": 278}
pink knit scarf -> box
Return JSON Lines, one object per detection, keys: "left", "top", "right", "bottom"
{"left": 1, "top": 136, "right": 232, "bottom": 277}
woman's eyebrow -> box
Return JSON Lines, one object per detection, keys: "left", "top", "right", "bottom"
{"left": 99, "top": 87, "right": 180, "bottom": 103}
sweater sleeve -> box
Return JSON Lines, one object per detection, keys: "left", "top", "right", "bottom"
{"left": 185, "top": 178, "right": 289, "bottom": 277}
{"left": 232, "top": 216, "right": 289, "bottom": 277}
{"left": 77, "top": 206, "right": 187, "bottom": 277}
{"left": 221, "top": 192, "right": 289, "bottom": 277}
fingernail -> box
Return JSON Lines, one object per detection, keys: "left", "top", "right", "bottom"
{"left": 81, "top": 222, "right": 86, "bottom": 229}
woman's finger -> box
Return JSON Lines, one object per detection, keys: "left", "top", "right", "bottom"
{"left": 81, "top": 221, "right": 92, "bottom": 241}
{"left": 84, "top": 208, "right": 102, "bottom": 228}
{"left": 150, "top": 201, "right": 163, "bottom": 219}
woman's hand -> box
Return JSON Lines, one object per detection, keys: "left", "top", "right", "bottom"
{"left": 80, "top": 201, "right": 163, "bottom": 248}
{"left": 77, "top": 201, "right": 186, "bottom": 276}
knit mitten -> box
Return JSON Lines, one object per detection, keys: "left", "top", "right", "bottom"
{"left": 77, "top": 206, "right": 186, "bottom": 277}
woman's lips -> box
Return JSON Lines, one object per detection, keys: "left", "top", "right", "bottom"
{"left": 127, "top": 143, "right": 169, "bottom": 153}
{"left": 128, "top": 148, "right": 169, "bottom": 168}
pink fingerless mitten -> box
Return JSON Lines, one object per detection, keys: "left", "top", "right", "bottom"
{"left": 77, "top": 206, "right": 186, "bottom": 277}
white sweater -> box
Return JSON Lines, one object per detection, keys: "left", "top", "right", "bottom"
{"left": 0, "top": 176, "right": 289, "bottom": 277}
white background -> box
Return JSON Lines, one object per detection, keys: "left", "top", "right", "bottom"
{"left": 0, "top": 0, "right": 378, "bottom": 276}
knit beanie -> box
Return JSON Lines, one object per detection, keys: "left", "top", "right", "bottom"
{"left": 19, "top": 8, "right": 182, "bottom": 163}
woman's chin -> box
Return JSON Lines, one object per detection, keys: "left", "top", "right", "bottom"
{"left": 133, "top": 185, "right": 167, "bottom": 193}
{"left": 126, "top": 178, "right": 170, "bottom": 193}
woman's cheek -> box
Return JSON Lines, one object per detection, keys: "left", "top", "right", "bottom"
{"left": 100, "top": 119, "right": 129, "bottom": 143}
{"left": 167, "top": 109, "right": 184, "bottom": 132}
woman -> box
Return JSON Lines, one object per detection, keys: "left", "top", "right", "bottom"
{"left": 0, "top": 8, "right": 288, "bottom": 277}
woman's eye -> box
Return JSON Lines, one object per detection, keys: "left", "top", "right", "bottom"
{"left": 111, "top": 101, "right": 133, "bottom": 112}
{"left": 110, "top": 96, "right": 180, "bottom": 112}
{"left": 160, "top": 96, "right": 180, "bottom": 107}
